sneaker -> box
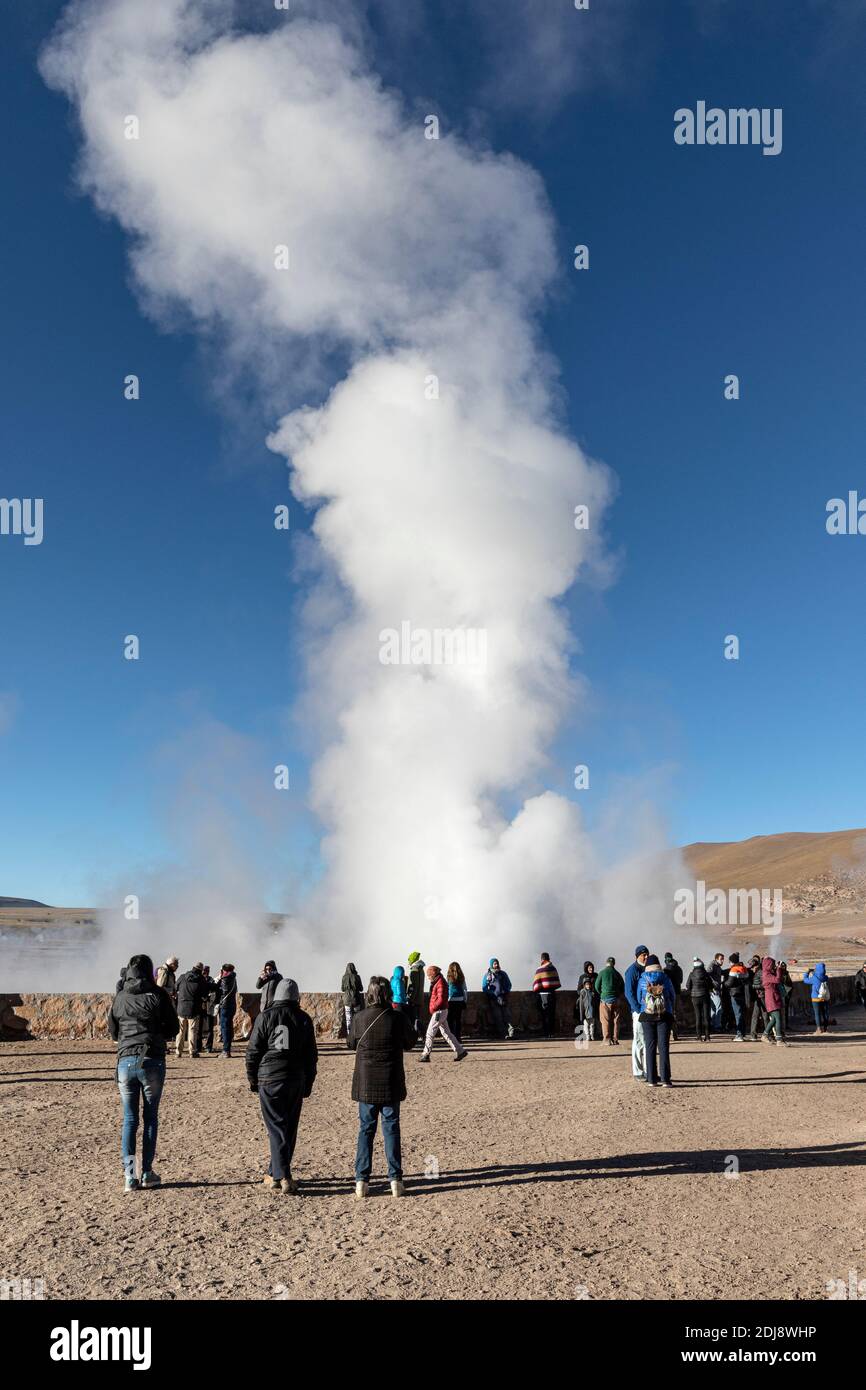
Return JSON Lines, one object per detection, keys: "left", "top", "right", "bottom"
{"left": 262, "top": 1174, "right": 278, "bottom": 1191}
{"left": 760, "top": 1035, "right": 770, "bottom": 1044}
{"left": 140, "top": 1170, "right": 161, "bottom": 1189}
{"left": 454, "top": 1050, "right": 468, "bottom": 1062}
{"left": 124, "top": 1176, "right": 140, "bottom": 1193}
{"left": 354, "top": 1181, "right": 369, "bottom": 1200}
{"left": 418, "top": 1054, "right": 430, "bottom": 1063}
{"left": 633, "top": 1075, "right": 646, "bottom": 1082}
{"left": 390, "top": 1179, "right": 406, "bottom": 1198}
{"left": 506, "top": 1025, "right": 515, "bottom": 1039}
{"left": 733, "top": 1034, "right": 744, "bottom": 1042}
{"left": 279, "top": 1177, "right": 299, "bottom": 1195}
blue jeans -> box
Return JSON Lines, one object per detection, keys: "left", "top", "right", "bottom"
{"left": 117, "top": 1055, "right": 165, "bottom": 1177}
{"left": 355, "top": 1103, "right": 402, "bottom": 1181}
{"left": 812, "top": 1000, "right": 829, "bottom": 1030}
{"left": 731, "top": 995, "right": 745, "bottom": 1035}
{"left": 219, "top": 1004, "right": 235, "bottom": 1055}
{"left": 641, "top": 1016, "right": 672, "bottom": 1084}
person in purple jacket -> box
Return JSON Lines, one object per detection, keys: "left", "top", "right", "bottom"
{"left": 761, "top": 956, "right": 788, "bottom": 1046}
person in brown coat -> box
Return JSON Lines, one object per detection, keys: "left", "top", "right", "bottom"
{"left": 348, "top": 977, "right": 416, "bottom": 1199}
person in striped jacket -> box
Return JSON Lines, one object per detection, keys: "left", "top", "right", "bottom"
{"left": 532, "top": 953, "right": 562, "bottom": 1038}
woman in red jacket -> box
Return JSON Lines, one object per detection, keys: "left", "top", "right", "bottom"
{"left": 418, "top": 965, "right": 468, "bottom": 1064}
{"left": 761, "top": 956, "right": 788, "bottom": 1046}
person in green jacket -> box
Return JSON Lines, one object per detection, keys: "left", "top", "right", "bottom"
{"left": 594, "top": 956, "right": 626, "bottom": 1045}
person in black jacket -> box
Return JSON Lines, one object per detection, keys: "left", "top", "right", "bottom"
{"left": 747, "top": 954, "right": 767, "bottom": 1040}
{"left": 246, "top": 978, "right": 317, "bottom": 1194}
{"left": 175, "top": 962, "right": 209, "bottom": 1057}
{"left": 217, "top": 963, "right": 238, "bottom": 1057}
{"left": 855, "top": 963, "right": 866, "bottom": 1013}
{"left": 348, "top": 976, "right": 417, "bottom": 1199}
{"left": 663, "top": 953, "right": 684, "bottom": 1040}
{"left": 108, "top": 954, "right": 179, "bottom": 1192}
{"left": 684, "top": 957, "right": 714, "bottom": 1041}
{"left": 256, "top": 960, "right": 283, "bottom": 1012}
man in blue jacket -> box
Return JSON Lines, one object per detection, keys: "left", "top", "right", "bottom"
{"left": 624, "top": 945, "right": 649, "bottom": 1080}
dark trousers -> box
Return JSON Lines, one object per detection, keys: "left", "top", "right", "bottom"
{"left": 536, "top": 991, "right": 557, "bottom": 1037}
{"left": 692, "top": 996, "right": 711, "bottom": 1038}
{"left": 258, "top": 1076, "right": 305, "bottom": 1181}
{"left": 447, "top": 1001, "right": 465, "bottom": 1042}
{"left": 487, "top": 997, "right": 512, "bottom": 1038}
{"left": 641, "top": 1016, "right": 672, "bottom": 1084}
{"left": 219, "top": 1003, "right": 235, "bottom": 1055}
{"left": 355, "top": 1103, "right": 402, "bottom": 1181}
{"left": 202, "top": 1014, "right": 215, "bottom": 1051}
{"left": 749, "top": 997, "right": 767, "bottom": 1039}
{"left": 731, "top": 995, "right": 746, "bottom": 1035}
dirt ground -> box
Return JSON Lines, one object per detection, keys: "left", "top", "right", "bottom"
{"left": 2, "top": 1014, "right": 865, "bottom": 1302}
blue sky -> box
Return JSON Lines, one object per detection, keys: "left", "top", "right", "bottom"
{"left": 2, "top": 0, "right": 865, "bottom": 906}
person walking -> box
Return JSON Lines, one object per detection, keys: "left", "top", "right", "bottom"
{"left": 663, "top": 953, "right": 684, "bottom": 1041}
{"left": 725, "top": 953, "right": 750, "bottom": 1041}
{"left": 155, "top": 955, "right": 179, "bottom": 1005}
{"left": 341, "top": 963, "right": 364, "bottom": 1036}
{"left": 637, "top": 954, "right": 677, "bottom": 1087}
{"left": 175, "top": 961, "right": 209, "bottom": 1058}
{"left": 419, "top": 965, "right": 468, "bottom": 1063}
{"left": 390, "top": 965, "right": 408, "bottom": 1011}
{"left": 446, "top": 962, "right": 468, "bottom": 1042}
{"left": 575, "top": 962, "right": 598, "bottom": 1042}
{"left": 761, "top": 956, "right": 788, "bottom": 1046}
{"left": 256, "top": 960, "right": 283, "bottom": 1012}
{"left": 684, "top": 957, "right": 714, "bottom": 1041}
{"left": 594, "top": 956, "right": 625, "bottom": 1045}
{"left": 246, "top": 978, "right": 317, "bottom": 1195}
{"left": 217, "top": 963, "right": 238, "bottom": 1057}
{"left": 406, "top": 951, "right": 426, "bottom": 1034}
{"left": 747, "top": 955, "right": 768, "bottom": 1041}
{"left": 802, "top": 962, "right": 831, "bottom": 1033}
{"left": 624, "top": 946, "right": 649, "bottom": 1079}
{"left": 108, "top": 954, "right": 179, "bottom": 1191}
{"left": 532, "top": 952, "right": 562, "bottom": 1038}
{"left": 349, "top": 976, "right": 417, "bottom": 1198}
{"left": 481, "top": 958, "right": 514, "bottom": 1040}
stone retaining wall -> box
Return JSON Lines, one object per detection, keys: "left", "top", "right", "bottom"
{"left": 0, "top": 975, "right": 857, "bottom": 1042}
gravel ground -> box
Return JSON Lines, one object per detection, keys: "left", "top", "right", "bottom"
{"left": 2, "top": 1015, "right": 865, "bottom": 1301}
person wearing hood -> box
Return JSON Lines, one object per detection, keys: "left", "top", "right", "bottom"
{"left": 481, "top": 958, "right": 514, "bottom": 1040}
{"left": 175, "top": 962, "right": 209, "bottom": 1058}
{"left": 663, "top": 953, "right": 684, "bottom": 1041}
{"left": 747, "top": 954, "right": 768, "bottom": 1041}
{"left": 155, "top": 955, "right": 178, "bottom": 1003}
{"left": 419, "top": 965, "right": 468, "bottom": 1063}
{"left": 636, "top": 955, "right": 677, "bottom": 1087}
{"left": 724, "top": 953, "right": 749, "bottom": 1041}
{"left": 108, "top": 954, "right": 179, "bottom": 1192}
{"left": 349, "top": 976, "right": 417, "bottom": 1199}
{"left": 684, "top": 958, "right": 714, "bottom": 1042}
{"left": 575, "top": 962, "right": 598, "bottom": 1042}
{"left": 761, "top": 956, "right": 788, "bottom": 1046}
{"left": 246, "top": 978, "right": 318, "bottom": 1195}
{"left": 802, "top": 962, "right": 830, "bottom": 1033}
{"left": 854, "top": 962, "right": 866, "bottom": 1013}
{"left": 341, "top": 963, "right": 365, "bottom": 1036}
{"left": 594, "top": 957, "right": 625, "bottom": 1045}
{"left": 406, "top": 951, "right": 426, "bottom": 1034}
{"left": 256, "top": 960, "right": 283, "bottom": 1013}
{"left": 446, "top": 962, "right": 468, "bottom": 1042}
{"left": 218, "top": 964, "right": 238, "bottom": 1058}
{"left": 390, "top": 965, "right": 408, "bottom": 1011}
{"left": 624, "top": 946, "right": 650, "bottom": 1079}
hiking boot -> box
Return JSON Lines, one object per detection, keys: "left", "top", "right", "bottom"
{"left": 124, "top": 1175, "right": 140, "bottom": 1192}
{"left": 262, "top": 1175, "right": 278, "bottom": 1191}
{"left": 390, "top": 1179, "right": 406, "bottom": 1198}
{"left": 279, "top": 1177, "right": 299, "bottom": 1195}
{"left": 354, "top": 1181, "right": 369, "bottom": 1200}
{"left": 454, "top": 1050, "right": 468, "bottom": 1062}
{"left": 140, "top": 1171, "right": 161, "bottom": 1189}
{"left": 418, "top": 1054, "right": 430, "bottom": 1063}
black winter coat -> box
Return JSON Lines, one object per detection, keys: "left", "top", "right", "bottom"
{"left": 109, "top": 978, "right": 179, "bottom": 1060}
{"left": 176, "top": 968, "right": 208, "bottom": 1017}
{"left": 245, "top": 1000, "right": 318, "bottom": 1093}
{"left": 685, "top": 965, "right": 714, "bottom": 997}
{"left": 256, "top": 970, "right": 283, "bottom": 1011}
{"left": 348, "top": 1006, "right": 416, "bottom": 1105}
{"left": 218, "top": 971, "right": 238, "bottom": 1006}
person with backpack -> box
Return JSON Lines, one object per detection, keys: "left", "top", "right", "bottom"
{"left": 446, "top": 962, "right": 468, "bottom": 1042}
{"left": 724, "top": 953, "right": 750, "bottom": 1041}
{"left": 418, "top": 965, "right": 468, "bottom": 1063}
{"left": 108, "top": 954, "right": 179, "bottom": 1191}
{"left": 636, "top": 954, "right": 677, "bottom": 1087}
{"left": 481, "top": 958, "right": 515, "bottom": 1040}
{"left": 747, "top": 954, "right": 768, "bottom": 1041}
{"left": 406, "top": 951, "right": 426, "bottom": 1034}
{"left": 663, "top": 953, "right": 684, "bottom": 1040}
{"left": 341, "top": 963, "right": 365, "bottom": 1035}
{"left": 217, "top": 963, "right": 238, "bottom": 1058}
{"left": 575, "top": 962, "right": 598, "bottom": 1042}
{"left": 624, "top": 945, "right": 649, "bottom": 1079}
{"left": 246, "top": 978, "right": 318, "bottom": 1195}
{"left": 802, "top": 962, "right": 831, "bottom": 1033}
{"left": 349, "top": 976, "right": 417, "bottom": 1198}
{"left": 390, "top": 965, "right": 408, "bottom": 1012}
{"left": 175, "top": 962, "right": 209, "bottom": 1058}
{"left": 594, "top": 956, "right": 625, "bottom": 1045}
{"left": 761, "top": 956, "right": 788, "bottom": 1046}
{"left": 256, "top": 961, "right": 283, "bottom": 1012}
{"left": 684, "top": 957, "right": 714, "bottom": 1041}
{"left": 532, "top": 952, "right": 562, "bottom": 1038}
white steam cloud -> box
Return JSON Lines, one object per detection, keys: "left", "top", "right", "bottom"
{"left": 41, "top": 0, "right": 682, "bottom": 990}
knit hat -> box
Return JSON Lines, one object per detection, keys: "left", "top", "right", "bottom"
{"left": 645, "top": 954, "right": 661, "bottom": 968}
{"left": 635, "top": 944, "right": 649, "bottom": 957}
{"left": 274, "top": 978, "right": 299, "bottom": 1003}
{"left": 408, "top": 951, "right": 420, "bottom": 964}
{"left": 605, "top": 956, "right": 615, "bottom": 966}
{"left": 693, "top": 956, "right": 703, "bottom": 966}
{"left": 664, "top": 952, "right": 674, "bottom": 963}
{"left": 166, "top": 955, "right": 178, "bottom": 968}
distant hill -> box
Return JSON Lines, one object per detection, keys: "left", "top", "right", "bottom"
{"left": 0, "top": 896, "right": 50, "bottom": 909}
{"left": 683, "top": 829, "right": 866, "bottom": 899}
